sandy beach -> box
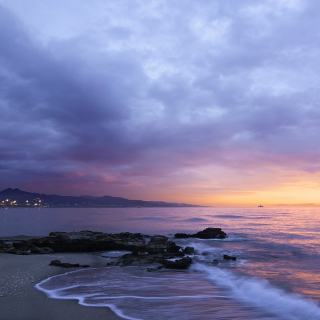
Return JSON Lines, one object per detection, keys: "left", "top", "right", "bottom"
{"left": 0, "top": 252, "right": 125, "bottom": 320}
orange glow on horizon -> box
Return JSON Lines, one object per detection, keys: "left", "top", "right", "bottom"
{"left": 19, "top": 166, "right": 320, "bottom": 207}
{"left": 135, "top": 178, "right": 320, "bottom": 207}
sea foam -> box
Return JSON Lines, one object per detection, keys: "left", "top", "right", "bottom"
{"left": 35, "top": 262, "right": 320, "bottom": 320}
{"left": 193, "top": 263, "right": 320, "bottom": 320}
{"left": 35, "top": 266, "right": 267, "bottom": 319}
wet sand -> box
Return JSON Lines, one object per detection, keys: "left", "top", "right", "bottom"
{"left": 0, "top": 253, "right": 125, "bottom": 320}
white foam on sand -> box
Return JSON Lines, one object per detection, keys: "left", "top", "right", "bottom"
{"left": 35, "top": 262, "right": 320, "bottom": 320}
{"left": 35, "top": 269, "right": 141, "bottom": 320}
{"left": 34, "top": 267, "right": 235, "bottom": 320}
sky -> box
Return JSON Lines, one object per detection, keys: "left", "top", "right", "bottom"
{"left": 1, "top": 0, "right": 320, "bottom": 206}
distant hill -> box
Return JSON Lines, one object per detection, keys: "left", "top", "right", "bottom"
{"left": 0, "top": 188, "right": 199, "bottom": 208}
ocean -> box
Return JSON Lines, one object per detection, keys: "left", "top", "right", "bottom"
{"left": 1, "top": 207, "right": 320, "bottom": 319}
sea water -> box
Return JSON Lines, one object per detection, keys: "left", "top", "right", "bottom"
{"left": 2, "top": 207, "right": 320, "bottom": 319}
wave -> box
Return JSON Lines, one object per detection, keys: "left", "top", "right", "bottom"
{"left": 182, "top": 240, "right": 241, "bottom": 262}
{"left": 212, "top": 214, "right": 245, "bottom": 219}
{"left": 183, "top": 218, "right": 208, "bottom": 222}
{"left": 193, "top": 263, "right": 320, "bottom": 320}
{"left": 35, "top": 266, "right": 267, "bottom": 319}
{"left": 35, "top": 260, "right": 320, "bottom": 320}
{"left": 35, "top": 269, "right": 139, "bottom": 320}
{"left": 130, "top": 217, "right": 167, "bottom": 221}
{"left": 206, "top": 214, "right": 270, "bottom": 220}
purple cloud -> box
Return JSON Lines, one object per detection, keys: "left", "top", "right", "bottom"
{"left": 1, "top": 0, "right": 320, "bottom": 204}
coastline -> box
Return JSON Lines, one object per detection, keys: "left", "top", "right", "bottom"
{"left": 0, "top": 252, "right": 125, "bottom": 320}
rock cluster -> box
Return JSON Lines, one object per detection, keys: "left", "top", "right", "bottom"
{"left": 161, "top": 257, "right": 193, "bottom": 269}
{"left": 0, "top": 228, "right": 227, "bottom": 270}
{"left": 0, "top": 231, "right": 147, "bottom": 254}
{"left": 175, "top": 227, "right": 227, "bottom": 239}
{"left": 105, "top": 234, "right": 188, "bottom": 269}
{"left": 49, "top": 259, "right": 90, "bottom": 268}
{"left": 223, "top": 254, "right": 237, "bottom": 261}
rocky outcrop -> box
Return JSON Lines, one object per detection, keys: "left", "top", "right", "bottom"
{"left": 29, "top": 244, "right": 54, "bottom": 254}
{"left": 145, "top": 235, "right": 168, "bottom": 254}
{"left": 0, "top": 228, "right": 227, "bottom": 271}
{"left": 223, "top": 254, "right": 236, "bottom": 261}
{"left": 0, "top": 231, "right": 147, "bottom": 254}
{"left": 38, "top": 231, "right": 147, "bottom": 253}
{"left": 166, "top": 241, "right": 182, "bottom": 254}
{"left": 107, "top": 252, "right": 193, "bottom": 270}
{"left": 49, "top": 259, "right": 90, "bottom": 268}
{"left": 161, "top": 257, "right": 192, "bottom": 269}
{"left": 183, "top": 246, "right": 195, "bottom": 255}
{"left": 175, "top": 228, "right": 227, "bottom": 239}
{"left": 109, "top": 252, "right": 164, "bottom": 267}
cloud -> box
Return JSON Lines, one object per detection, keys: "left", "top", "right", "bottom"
{"left": 1, "top": 0, "right": 320, "bottom": 203}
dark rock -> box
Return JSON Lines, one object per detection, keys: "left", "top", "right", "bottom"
{"left": 162, "top": 253, "right": 175, "bottom": 259}
{"left": 49, "top": 260, "right": 62, "bottom": 266}
{"left": 106, "top": 261, "right": 121, "bottom": 266}
{"left": 61, "top": 263, "right": 80, "bottom": 268}
{"left": 148, "top": 235, "right": 168, "bottom": 245}
{"left": 71, "top": 263, "right": 81, "bottom": 267}
{"left": 175, "top": 252, "right": 185, "bottom": 257}
{"left": 42, "top": 247, "right": 54, "bottom": 254}
{"left": 174, "top": 233, "right": 191, "bottom": 239}
{"left": 110, "top": 248, "right": 190, "bottom": 268}
{"left": 25, "top": 231, "right": 147, "bottom": 253}
{"left": 29, "top": 244, "right": 54, "bottom": 254}
{"left": 118, "top": 252, "right": 163, "bottom": 266}
{"left": 49, "top": 260, "right": 89, "bottom": 268}
{"left": 60, "top": 263, "right": 72, "bottom": 268}
{"left": 131, "top": 247, "right": 146, "bottom": 256}
{"left": 29, "top": 244, "right": 44, "bottom": 254}
{"left": 166, "top": 241, "right": 181, "bottom": 254}
{"left": 147, "top": 267, "right": 157, "bottom": 272}
{"left": 146, "top": 235, "right": 168, "bottom": 254}
{"left": 223, "top": 254, "right": 236, "bottom": 261}
{"left": 49, "top": 232, "right": 70, "bottom": 240}
{"left": 147, "top": 265, "right": 165, "bottom": 272}
{"left": 194, "top": 228, "right": 227, "bottom": 239}
{"left": 183, "top": 246, "right": 195, "bottom": 255}
{"left": 0, "top": 231, "right": 161, "bottom": 256}
{"left": 162, "top": 257, "right": 192, "bottom": 269}
{"left": 121, "top": 253, "right": 137, "bottom": 266}
{"left": 175, "top": 228, "right": 227, "bottom": 239}
{"left": 0, "top": 228, "right": 222, "bottom": 273}
{"left": 6, "top": 247, "right": 18, "bottom": 254}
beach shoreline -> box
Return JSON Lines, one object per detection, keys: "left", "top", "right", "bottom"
{"left": 0, "top": 252, "right": 125, "bottom": 320}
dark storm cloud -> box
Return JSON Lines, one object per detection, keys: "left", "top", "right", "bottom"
{"left": 1, "top": 0, "right": 320, "bottom": 198}
{"left": 0, "top": 6, "right": 140, "bottom": 152}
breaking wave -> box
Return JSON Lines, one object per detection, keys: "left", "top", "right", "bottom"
{"left": 193, "top": 263, "right": 320, "bottom": 320}
{"left": 35, "top": 262, "right": 320, "bottom": 320}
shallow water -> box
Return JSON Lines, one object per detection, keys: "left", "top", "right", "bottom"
{"left": 2, "top": 207, "right": 320, "bottom": 319}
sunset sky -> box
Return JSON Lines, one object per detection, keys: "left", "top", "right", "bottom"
{"left": 1, "top": 0, "right": 320, "bottom": 206}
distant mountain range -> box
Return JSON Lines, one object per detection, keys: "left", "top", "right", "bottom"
{"left": 0, "top": 188, "right": 198, "bottom": 208}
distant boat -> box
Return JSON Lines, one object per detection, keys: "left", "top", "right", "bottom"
{"left": 258, "top": 205, "right": 263, "bottom": 207}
